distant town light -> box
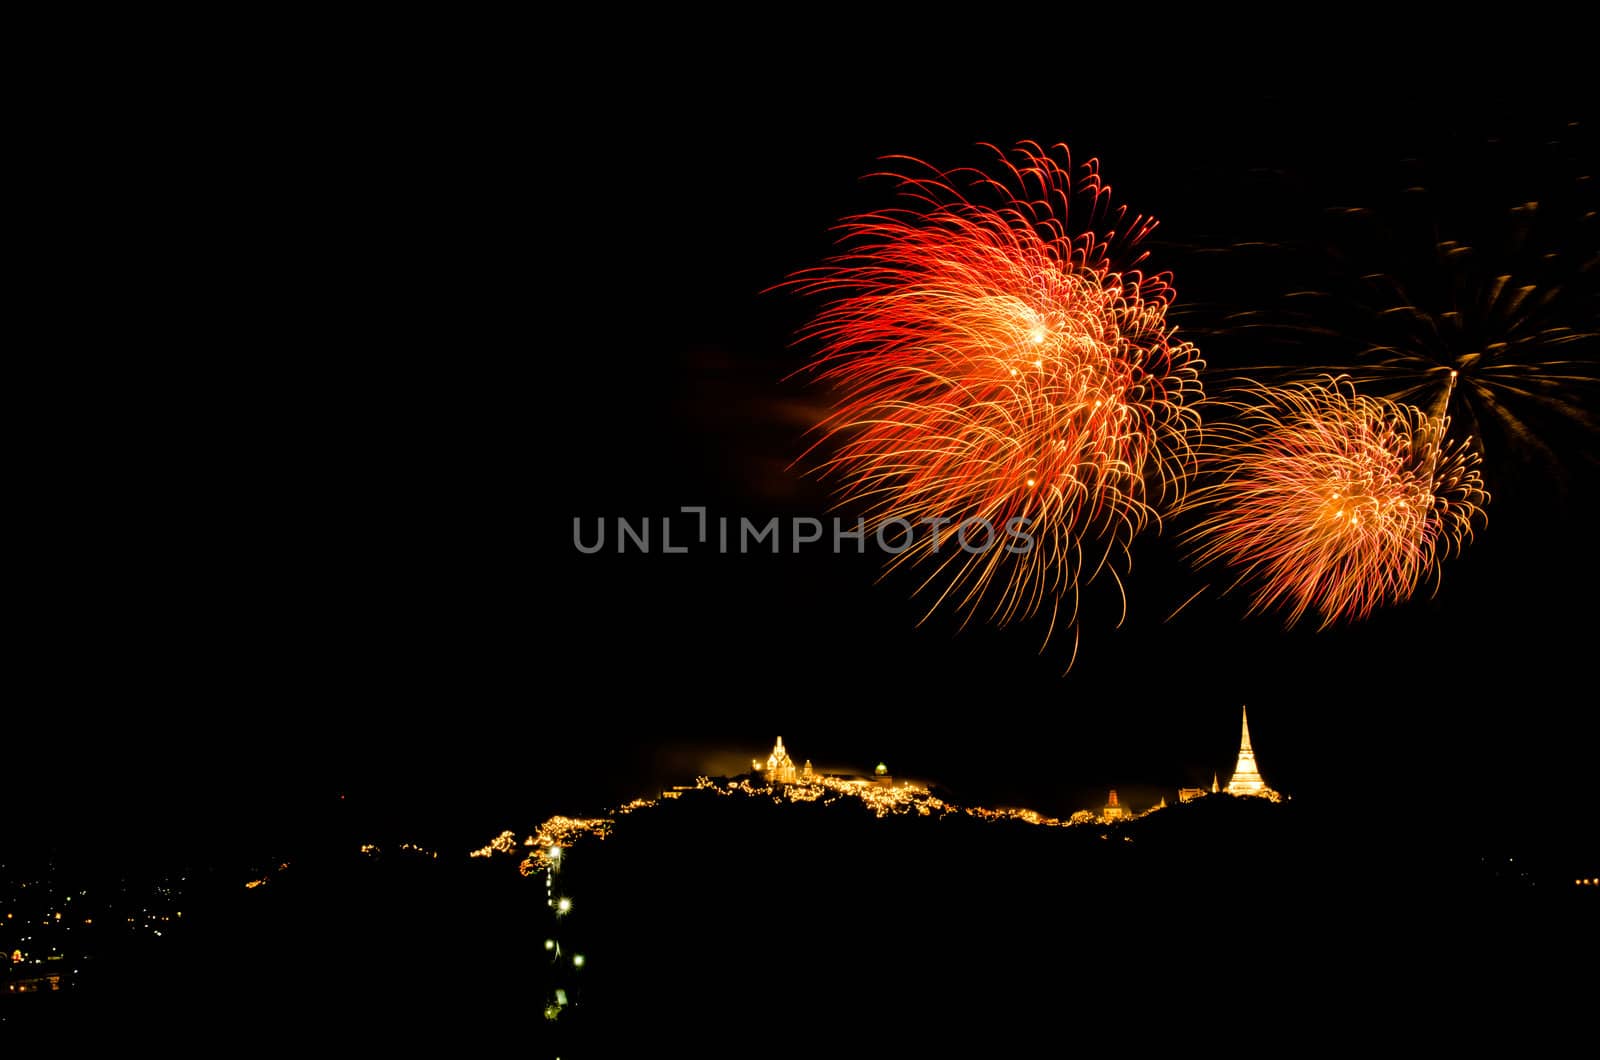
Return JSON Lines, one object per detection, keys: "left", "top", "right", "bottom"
{"left": 544, "top": 939, "right": 556, "bottom": 951}
{"left": 572, "top": 954, "right": 586, "bottom": 968}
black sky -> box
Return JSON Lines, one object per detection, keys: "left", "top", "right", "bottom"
{"left": 17, "top": 57, "right": 1596, "bottom": 861}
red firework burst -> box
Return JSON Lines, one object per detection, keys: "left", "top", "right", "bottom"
{"left": 791, "top": 142, "right": 1203, "bottom": 648}
{"left": 1184, "top": 376, "right": 1488, "bottom": 628}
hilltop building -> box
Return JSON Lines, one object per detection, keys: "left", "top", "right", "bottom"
{"left": 751, "top": 737, "right": 814, "bottom": 784}
{"left": 1225, "top": 707, "right": 1279, "bottom": 800}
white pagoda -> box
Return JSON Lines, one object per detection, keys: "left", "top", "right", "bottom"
{"left": 1225, "top": 707, "right": 1279, "bottom": 800}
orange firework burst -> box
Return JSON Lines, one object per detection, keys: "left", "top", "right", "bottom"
{"left": 1184, "top": 376, "right": 1488, "bottom": 629}
{"left": 792, "top": 142, "right": 1203, "bottom": 648}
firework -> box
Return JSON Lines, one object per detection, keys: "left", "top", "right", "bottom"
{"left": 1335, "top": 194, "right": 1598, "bottom": 463}
{"left": 1194, "top": 152, "right": 1599, "bottom": 467}
{"left": 791, "top": 142, "right": 1203, "bottom": 646}
{"left": 1184, "top": 376, "right": 1488, "bottom": 629}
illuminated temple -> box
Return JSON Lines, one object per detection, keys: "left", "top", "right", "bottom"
{"left": 753, "top": 737, "right": 812, "bottom": 784}
{"left": 1225, "top": 707, "right": 1279, "bottom": 801}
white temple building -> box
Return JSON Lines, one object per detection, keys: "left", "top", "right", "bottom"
{"left": 1225, "top": 707, "right": 1280, "bottom": 801}
{"left": 752, "top": 736, "right": 812, "bottom": 784}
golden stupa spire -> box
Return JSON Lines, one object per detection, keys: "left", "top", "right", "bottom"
{"left": 1225, "top": 706, "right": 1273, "bottom": 797}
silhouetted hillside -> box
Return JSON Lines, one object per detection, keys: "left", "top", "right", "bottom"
{"left": 540, "top": 791, "right": 1592, "bottom": 1047}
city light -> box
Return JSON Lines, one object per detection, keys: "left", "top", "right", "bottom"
{"left": 469, "top": 830, "right": 519, "bottom": 859}
{"left": 515, "top": 817, "right": 617, "bottom": 876}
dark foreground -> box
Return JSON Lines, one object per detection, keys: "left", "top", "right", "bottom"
{"left": 4, "top": 793, "right": 1593, "bottom": 1048}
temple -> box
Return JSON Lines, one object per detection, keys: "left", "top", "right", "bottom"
{"left": 752, "top": 737, "right": 812, "bottom": 784}
{"left": 1225, "top": 707, "right": 1279, "bottom": 800}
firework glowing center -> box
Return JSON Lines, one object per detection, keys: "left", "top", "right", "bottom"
{"left": 1187, "top": 377, "right": 1487, "bottom": 629}
{"left": 1298, "top": 419, "right": 1434, "bottom": 535}
{"left": 794, "top": 142, "right": 1203, "bottom": 647}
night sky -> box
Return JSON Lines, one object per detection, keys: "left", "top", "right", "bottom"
{"left": 19, "top": 59, "right": 1595, "bottom": 865}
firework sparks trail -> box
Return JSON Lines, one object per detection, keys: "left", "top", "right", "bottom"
{"left": 1187, "top": 177, "right": 1599, "bottom": 467}
{"left": 789, "top": 142, "right": 1204, "bottom": 647}
{"left": 1184, "top": 376, "right": 1488, "bottom": 628}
